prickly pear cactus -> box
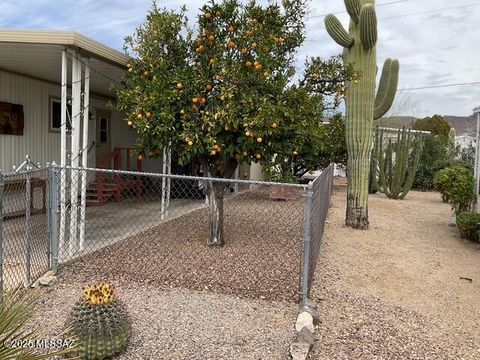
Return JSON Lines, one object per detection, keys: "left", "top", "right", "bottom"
{"left": 325, "top": 0, "right": 400, "bottom": 229}
{"left": 67, "top": 283, "right": 131, "bottom": 360}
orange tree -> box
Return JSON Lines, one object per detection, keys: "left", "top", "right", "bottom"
{"left": 262, "top": 56, "right": 350, "bottom": 182}
{"left": 116, "top": 0, "right": 349, "bottom": 246}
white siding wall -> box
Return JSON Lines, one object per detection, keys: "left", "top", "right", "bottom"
{"left": 0, "top": 70, "right": 162, "bottom": 173}
{"left": 0, "top": 70, "right": 60, "bottom": 171}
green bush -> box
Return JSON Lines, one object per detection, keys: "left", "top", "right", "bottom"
{"left": 433, "top": 166, "right": 476, "bottom": 213}
{"left": 456, "top": 212, "right": 480, "bottom": 242}
{"left": 413, "top": 135, "right": 453, "bottom": 191}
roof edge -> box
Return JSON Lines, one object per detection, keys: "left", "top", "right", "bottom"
{"left": 0, "top": 29, "right": 129, "bottom": 69}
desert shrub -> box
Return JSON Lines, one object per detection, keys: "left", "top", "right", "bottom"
{"left": 413, "top": 135, "right": 453, "bottom": 190}
{"left": 412, "top": 114, "right": 451, "bottom": 138}
{"left": 456, "top": 212, "right": 480, "bottom": 242}
{"left": 434, "top": 166, "right": 476, "bottom": 213}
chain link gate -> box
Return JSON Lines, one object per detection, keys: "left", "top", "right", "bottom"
{"left": 0, "top": 168, "right": 51, "bottom": 292}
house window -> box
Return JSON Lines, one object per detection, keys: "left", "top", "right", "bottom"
{"left": 49, "top": 97, "right": 72, "bottom": 132}
{"left": 99, "top": 117, "right": 108, "bottom": 143}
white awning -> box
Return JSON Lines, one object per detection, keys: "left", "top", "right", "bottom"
{"left": 0, "top": 29, "right": 129, "bottom": 98}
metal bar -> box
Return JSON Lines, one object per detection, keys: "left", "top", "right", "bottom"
{"left": 301, "top": 182, "right": 314, "bottom": 304}
{"left": 160, "top": 148, "right": 167, "bottom": 220}
{"left": 59, "top": 49, "right": 68, "bottom": 261}
{"left": 475, "top": 111, "right": 480, "bottom": 196}
{"left": 49, "top": 166, "right": 60, "bottom": 272}
{"left": 69, "top": 52, "right": 82, "bottom": 256}
{"left": 234, "top": 166, "right": 239, "bottom": 193}
{"left": 25, "top": 172, "right": 32, "bottom": 284}
{"left": 166, "top": 146, "right": 172, "bottom": 210}
{"left": 79, "top": 57, "right": 90, "bottom": 251}
{"left": 54, "top": 165, "right": 308, "bottom": 189}
{"left": 0, "top": 170, "right": 4, "bottom": 294}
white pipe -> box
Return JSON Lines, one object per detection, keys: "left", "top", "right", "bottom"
{"left": 166, "top": 145, "right": 172, "bottom": 210}
{"left": 79, "top": 58, "right": 90, "bottom": 251}
{"left": 59, "top": 49, "right": 68, "bottom": 260}
{"left": 69, "top": 53, "right": 82, "bottom": 256}
{"left": 234, "top": 166, "right": 239, "bottom": 193}
{"left": 160, "top": 148, "right": 167, "bottom": 220}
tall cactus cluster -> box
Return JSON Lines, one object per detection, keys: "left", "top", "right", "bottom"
{"left": 368, "top": 126, "right": 383, "bottom": 194}
{"left": 325, "top": 0, "right": 399, "bottom": 229}
{"left": 378, "top": 127, "right": 423, "bottom": 199}
{"left": 66, "top": 283, "right": 131, "bottom": 360}
{"left": 448, "top": 127, "right": 456, "bottom": 146}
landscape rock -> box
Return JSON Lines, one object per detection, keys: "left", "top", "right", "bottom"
{"left": 38, "top": 271, "right": 57, "bottom": 286}
{"left": 295, "top": 311, "right": 314, "bottom": 333}
{"left": 296, "top": 326, "right": 314, "bottom": 347}
{"left": 300, "top": 306, "right": 321, "bottom": 325}
{"left": 290, "top": 341, "right": 311, "bottom": 360}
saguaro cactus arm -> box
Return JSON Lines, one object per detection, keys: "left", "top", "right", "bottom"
{"left": 359, "top": 4, "right": 377, "bottom": 50}
{"left": 325, "top": 14, "right": 354, "bottom": 48}
{"left": 345, "top": 0, "right": 361, "bottom": 23}
{"left": 374, "top": 58, "right": 399, "bottom": 120}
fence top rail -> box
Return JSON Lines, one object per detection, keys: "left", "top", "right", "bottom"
{"left": 1, "top": 167, "right": 48, "bottom": 178}
{"left": 52, "top": 165, "right": 309, "bottom": 189}
{"left": 309, "top": 163, "right": 335, "bottom": 186}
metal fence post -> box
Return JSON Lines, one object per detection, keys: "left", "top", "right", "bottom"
{"left": 301, "top": 181, "right": 314, "bottom": 305}
{"left": 25, "top": 171, "right": 32, "bottom": 284}
{"left": 0, "top": 170, "right": 4, "bottom": 295}
{"left": 49, "top": 164, "right": 60, "bottom": 273}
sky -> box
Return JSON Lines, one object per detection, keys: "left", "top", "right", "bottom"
{"left": 1, "top": 0, "right": 480, "bottom": 118}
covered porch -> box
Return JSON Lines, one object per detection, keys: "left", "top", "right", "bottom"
{"left": 0, "top": 29, "right": 173, "bottom": 259}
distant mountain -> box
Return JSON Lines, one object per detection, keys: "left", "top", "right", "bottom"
{"left": 443, "top": 115, "right": 476, "bottom": 136}
{"left": 376, "top": 115, "right": 476, "bottom": 136}
{"left": 375, "top": 116, "right": 417, "bottom": 129}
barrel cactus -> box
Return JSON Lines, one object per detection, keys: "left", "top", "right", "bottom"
{"left": 325, "top": 0, "right": 400, "bottom": 228}
{"left": 66, "top": 283, "right": 131, "bottom": 359}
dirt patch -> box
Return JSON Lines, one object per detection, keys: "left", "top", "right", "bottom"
{"left": 31, "top": 280, "right": 296, "bottom": 359}
{"left": 58, "top": 189, "right": 306, "bottom": 302}
{"left": 310, "top": 182, "right": 480, "bottom": 359}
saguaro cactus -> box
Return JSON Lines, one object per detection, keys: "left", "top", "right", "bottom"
{"left": 325, "top": 0, "right": 399, "bottom": 229}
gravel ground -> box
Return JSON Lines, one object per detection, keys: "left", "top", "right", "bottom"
{"left": 28, "top": 187, "right": 305, "bottom": 359}
{"left": 30, "top": 280, "right": 297, "bottom": 359}
{"left": 310, "top": 181, "right": 480, "bottom": 359}
{"left": 58, "top": 188, "right": 305, "bottom": 302}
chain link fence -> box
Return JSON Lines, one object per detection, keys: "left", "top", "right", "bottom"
{"left": 302, "top": 164, "right": 334, "bottom": 301}
{"left": 0, "top": 168, "right": 50, "bottom": 292}
{"left": 0, "top": 163, "right": 334, "bottom": 303}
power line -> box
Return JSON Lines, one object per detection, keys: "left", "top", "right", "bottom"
{"left": 66, "top": 49, "right": 123, "bottom": 86}
{"left": 306, "top": 1, "right": 480, "bottom": 27}
{"left": 380, "top": 2, "right": 480, "bottom": 20}
{"left": 304, "top": 2, "right": 480, "bottom": 40}
{"left": 309, "top": 0, "right": 410, "bottom": 19}
{"left": 397, "top": 81, "right": 480, "bottom": 91}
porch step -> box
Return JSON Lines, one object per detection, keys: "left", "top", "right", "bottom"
{"left": 85, "top": 181, "right": 120, "bottom": 206}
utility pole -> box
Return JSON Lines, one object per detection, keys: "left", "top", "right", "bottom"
{"left": 474, "top": 106, "right": 480, "bottom": 198}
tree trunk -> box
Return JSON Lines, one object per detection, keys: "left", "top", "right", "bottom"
{"left": 204, "top": 182, "right": 226, "bottom": 246}
{"left": 345, "top": 155, "right": 370, "bottom": 229}
{"left": 199, "top": 156, "right": 237, "bottom": 246}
